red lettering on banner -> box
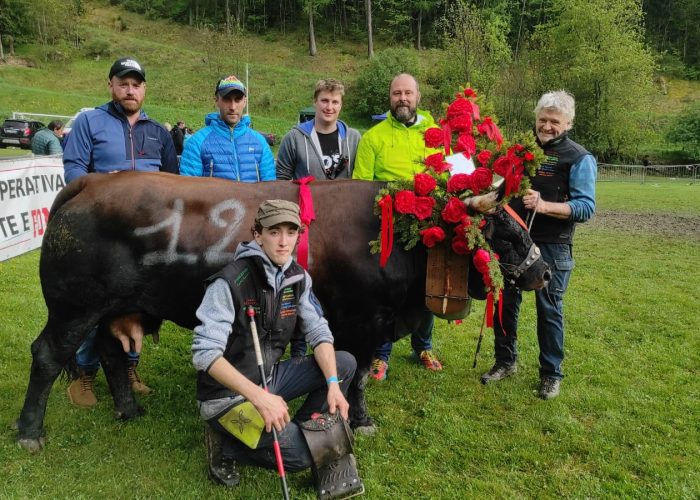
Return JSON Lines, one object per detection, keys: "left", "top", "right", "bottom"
{"left": 32, "top": 207, "right": 50, "bottom": 237}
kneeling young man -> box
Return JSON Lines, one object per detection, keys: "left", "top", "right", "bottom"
{"left": 192, "top": 199, "right": 362, "bottom": 498}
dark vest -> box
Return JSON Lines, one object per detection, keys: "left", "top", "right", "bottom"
{"left": 510, "top": 132, "right": 590, "bottom": 244}
{"left": 196, "top": 255, "right": 306, "bottom": 401}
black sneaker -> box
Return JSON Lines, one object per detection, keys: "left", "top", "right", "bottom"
{"left": 209, "top": 456, "right": 240, "bottom": 487}
{"left": 480, "top": 363, "right": 517, "bottom": 385}
{"left": 538, "top": 377, "right": 561, "bottom": 400}
{"left": 205, "top": 426, "right": 240, "bottom": 487}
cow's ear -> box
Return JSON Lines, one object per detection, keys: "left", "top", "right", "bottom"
{"left": 481, "top": 216, "right": 495, "bottom": 241}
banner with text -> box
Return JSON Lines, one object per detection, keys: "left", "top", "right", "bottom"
{"left": 0, "top": 155, "right": 65, "bottom": 261}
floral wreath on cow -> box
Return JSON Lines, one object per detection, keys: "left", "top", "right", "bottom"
{"left": 370, "top": 86, "right": 545, "bottom": 299}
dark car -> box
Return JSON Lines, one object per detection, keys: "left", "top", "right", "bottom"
{"left": 0, "top": 119, "right": 46, "bottom": 149}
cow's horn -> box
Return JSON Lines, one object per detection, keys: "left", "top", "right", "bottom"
{"left": 464, "top": 191, "right": 499, "bottom": 213}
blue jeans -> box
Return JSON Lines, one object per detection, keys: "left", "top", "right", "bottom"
{"left": 493, "top": 243, "right": 574, "bottom": 379}
{"left": 214, "top": 351, "right": 357, "bottom": 472}
{"left": 374, "top": 312, "right": 435, "bottom": 362}
{"left": 76, "top": 327, "right": 141, "bottom": 373}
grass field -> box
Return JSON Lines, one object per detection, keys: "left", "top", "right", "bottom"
{"left": 1, "top": 182, "right": 698, "bottom": 498}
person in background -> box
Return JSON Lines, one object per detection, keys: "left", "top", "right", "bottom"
{"left": 480, "top": 90, "right": 597, "bottom": 400}
{"left": 31, "top": 120, "right": 64, "bottom": 155}
{"left": 171, "top": 120, "right": 186, "bottom": 156}
{"left": 352, "top": 73, "right": 443, "bottom": 381}
{"left": 276, "top": 78, "right": 361, "bottom": 181}
{"left": 179, "top": 75, "right": 275, "bottom": 181}
{"left": 62, "top": 56, "right": 178, "bottom": 407}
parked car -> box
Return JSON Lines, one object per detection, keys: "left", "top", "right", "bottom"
{"left": 0, "top": 119, "right": 45, "bottom": 149}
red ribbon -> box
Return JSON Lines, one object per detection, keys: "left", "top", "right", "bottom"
{"left": 504, "top": 203, "right": 528, "bottom": 231}
{"left": 293, "top": 176, "right": 316, "bottom": 270}
{"left": 485, "top": 289, "right": 504, "bottom": 334}
{"left": 378, "top": 194, "right": 394, "bottom": 268}
{"left": 443, "top": 123, "right": 452, "bottom": 156}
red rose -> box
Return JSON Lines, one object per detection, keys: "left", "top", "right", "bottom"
{"left": 464, "top": 88, "right": 477, "bottom": 98}
{"left": 447, "top": 173, "right": 472, "bottom": 193}
{"left": 454, "top": 216, "right": 472, "bottom": 233}
{"left": 479, "top": 218, "right": 487, "bottom": 229}
{"left": 492, "top": 154, "right": 513, "bottom": 177}
{"left": 470, "top": 167, "right": 493, "bottom": 194}
{"left": 514, "top": 143, "right": 525, "bottom": 152}
{"left": 425, "top": 152, "right": 451, "bottom": 174}
{"left": 447, "top": 97, "right": 472, "bottom": 119}
{"left": 453, "top": 133, "right": 476, "bottom": 157}
{"left": 394, "top": 190, "right": 416, "bottom": 214}
{"left": 449, "top": 114, "right": 472, "bottom": 133}
{"left": 413, "top": 196, "right": 436, "bottom": 220}
{"left": 524, "top": 151, "right": 535, "bottom": 161}
{"left": 451, "top": 234, "right": 471, "bottom": 255}
{"left": 424, "top": 127, "right": 444, "bottom": 149}
{"left": 477, "top": 150, "right": 492, "bottom": 167}
{"left": 413, "top": 173, "right": 437, "bottom": 196}
{"left": 420, "top": 226, "right": 446, "bottom": 248}
{"left": 441, "top": 196, "right": 467, "bottom": 223}
{"left": 473, "top": 248, "right": 491, "bottom": 274}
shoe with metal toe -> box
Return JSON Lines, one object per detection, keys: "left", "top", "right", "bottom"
{"left": 369, "top": 358, "right": 388, "bottom": 381}
{"left": 418, "top": 350, "right": 443, "bottom": 371}
{"left": 538, "top": 377, "right": 561, "bottom": 400}
{"left": 480, "top": 363, "right": 517, "bottom": 385}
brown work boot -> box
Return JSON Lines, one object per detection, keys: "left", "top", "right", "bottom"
{"left": 67, "top": 370, "right": 97, "bottom": 408}
{"left": 127, "top": 361, "right": 152, "bottom": 395}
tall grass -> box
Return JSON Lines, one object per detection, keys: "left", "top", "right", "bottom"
{"left": 1, "top": 182, "right": 698, "bottom": 498}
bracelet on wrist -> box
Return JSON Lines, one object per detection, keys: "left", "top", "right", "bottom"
{"left": 326, "top": 376, "right": 339, "bottom": 385}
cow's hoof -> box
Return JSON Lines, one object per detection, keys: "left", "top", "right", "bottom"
{"left": 113, "top": 405, "right": 145, "bottom": 420}
{"left": 352, "top": 424, "right": 377, "bottom": 436}
{"left": 17, "top": 437, "right": 45, "bottom": 453}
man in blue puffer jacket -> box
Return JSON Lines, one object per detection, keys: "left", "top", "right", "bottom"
{"left": 180, "top": 75, "right": 275, "bottom": 182}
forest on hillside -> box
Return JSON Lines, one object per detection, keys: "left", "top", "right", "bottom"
{"left": 1, "top": 0, "right": 699, "bottom": 162}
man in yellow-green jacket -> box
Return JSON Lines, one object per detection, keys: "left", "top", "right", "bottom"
{"left": 352, "top": 73, "right": 443, "bottom": 380}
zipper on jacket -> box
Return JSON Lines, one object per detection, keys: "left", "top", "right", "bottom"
{"left": 129, "top": 126, "right": 136, "bottom": 171}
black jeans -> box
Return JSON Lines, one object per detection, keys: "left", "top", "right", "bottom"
{"left": 218, "top": 350, "right": 356, "bottom": 472}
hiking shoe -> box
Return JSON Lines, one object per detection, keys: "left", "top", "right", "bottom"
{"left": 418, "top": 350, "right": 443, "bottom": 371}
{"left": 480, "top": 363, "right": 517, "bottom": 385}
{"left": 67, "top": 370, "right": 97, "bottom": 408}
{"left": 205, "top": 426, "right": 240, "bottom": 487}
{"left": 369, "top": 358, "right": 388, "bottom": 381}
{"left": 538, "top": 377, "right": 561, "bottom": 400}
{"left": 127, "top": 361, "right": 152, "bottom": 395}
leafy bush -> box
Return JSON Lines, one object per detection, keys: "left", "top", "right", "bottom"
{"left": 82, "top": 37, "right": 113, "bottom": 58}
{"left": 667, "top": 103, "right": 700, "bottom": 160}
{"left": 349, "top": 48, "right": 419, "bottom": 117}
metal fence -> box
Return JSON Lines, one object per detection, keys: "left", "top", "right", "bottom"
{"left": 597, "top": 163, "right": 699, "bottom": 184}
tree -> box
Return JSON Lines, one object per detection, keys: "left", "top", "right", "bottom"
{"left": 667, "top": 103, "right": 700, "bottom": 160}
{"left": 530, "top": 0, "right": 657, "bottom": 160}
{"left": 304, "top": 0, "right": 331, "bottom": 56}
{"left": 366, "top": 0, "right": 373, "bottom": 58}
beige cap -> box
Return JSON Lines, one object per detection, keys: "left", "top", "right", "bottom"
{"left": 256, "top": 199, "right": 301, "bottom": 228}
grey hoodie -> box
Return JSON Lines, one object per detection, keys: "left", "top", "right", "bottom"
{"left": 191, "top": 240, "right": 334, "bottom": 374}
{"left": 276, "top": 119, "right": 361, "bottom": 180}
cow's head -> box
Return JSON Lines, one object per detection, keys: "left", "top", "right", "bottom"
{"left": 480, "top": 207, "right": 551, "bottom": 291}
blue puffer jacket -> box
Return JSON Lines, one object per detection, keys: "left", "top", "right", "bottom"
{"left": 179, "top": 113, "right": 275, "bottom": 182}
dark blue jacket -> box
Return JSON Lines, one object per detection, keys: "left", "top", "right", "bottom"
{"left": 179, "top": 113, "right": 275, "bottom": 182}
{"left": 63, "top": 102, "right": 178, "bottom": 183}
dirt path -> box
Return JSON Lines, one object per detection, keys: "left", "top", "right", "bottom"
{"left": 586, "top": 211, "right": 700, "bottom": 240}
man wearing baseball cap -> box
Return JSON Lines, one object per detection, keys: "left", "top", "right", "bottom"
{"left": 191, "top": 199, "right": 362, "bottom": 498}
{"left": 179, "top": 74, "right": 275, "bottom": 182}
{"left": 62, "top": 56, "right": 178, "bottom": 407}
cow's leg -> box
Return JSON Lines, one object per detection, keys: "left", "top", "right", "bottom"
{"left": 17, "top": 315, "right": 98, "bottom": 452}
{"left": 96, "top": 323, "right": 144, "bottom": 420}
{"left": 348, "top": 366, "right": 376, "bottom": 435}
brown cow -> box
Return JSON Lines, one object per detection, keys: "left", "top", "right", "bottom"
{"left": 16, "top": 172, "right": 550, "bottom": 451}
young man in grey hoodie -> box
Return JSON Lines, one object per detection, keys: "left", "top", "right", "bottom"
{"left": 191, "top": 200, "right": 359, "bottom": 496}
{"left": 276, "top": 79, "right": 361, "bottom": 180}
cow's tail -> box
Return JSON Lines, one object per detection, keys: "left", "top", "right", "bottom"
{"left": 49, "top": 176, "right": 90, "bottom": 221}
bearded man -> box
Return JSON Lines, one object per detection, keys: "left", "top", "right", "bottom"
{"left": 352, "top": 73, "right": 443, "bottom": 381}
{"left": 62, "top": 57, "right": 178, "bottom": 407}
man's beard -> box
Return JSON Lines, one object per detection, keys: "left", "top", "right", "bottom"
{"left": 118, "top": 97, "right": 143, "bottom": 115}
{"left": 391, "top": 103, "right": 417, "bottom": 124}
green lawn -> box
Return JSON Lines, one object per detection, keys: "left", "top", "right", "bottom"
{"left": 1, "top": 182, "right": 698, "bottom": 498}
